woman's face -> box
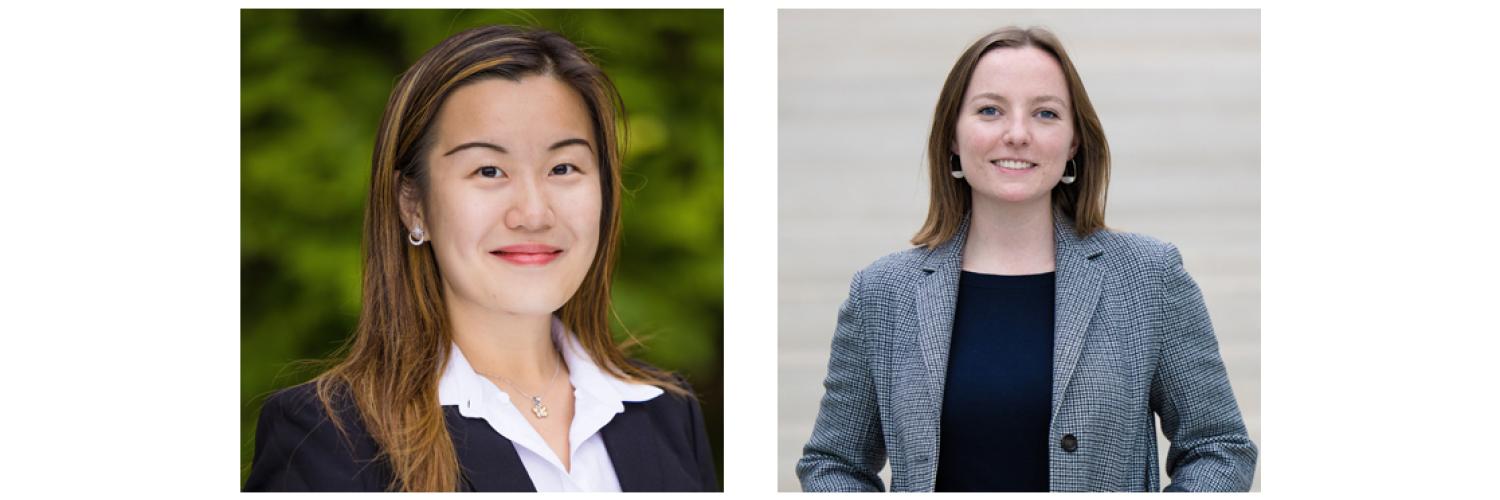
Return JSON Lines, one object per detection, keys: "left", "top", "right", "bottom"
{"left": 407, "top": 76, "right": 602, "bottom": 318}
{"left": 953, "top": 46, "right": 1079, "bottom": 206}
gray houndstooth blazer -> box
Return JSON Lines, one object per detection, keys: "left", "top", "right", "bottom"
{"left": 797, "top": 213, "right": 1257, "bottom": 492}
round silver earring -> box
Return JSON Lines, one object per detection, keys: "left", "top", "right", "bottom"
{"left": 407, "top": 225, "right": 426, "bottom": 246}
{"left": 950, "top": 154, "right": 965, "bottom": 179}
{"left": 1060, "top": 159, "right": 1077, "bottom": 185}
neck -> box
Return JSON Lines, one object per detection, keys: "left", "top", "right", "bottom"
{"left": 962, "top": 193, "right": 1056, "bottom": 275}
{"left": 444, "top": 289, "right": 563, "bottom": 384}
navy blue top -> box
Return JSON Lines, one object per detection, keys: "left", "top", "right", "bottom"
{"left": 934, "top": 270, "right": 1055, "bottom": 492}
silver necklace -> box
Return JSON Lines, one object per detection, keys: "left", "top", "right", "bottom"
{"left": 477, "top": 357, "right": 563, "bottom": 419}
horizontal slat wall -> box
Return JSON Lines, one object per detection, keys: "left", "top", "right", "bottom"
{"left": 777, "top": 9, "right": 1260, "bottom": 492}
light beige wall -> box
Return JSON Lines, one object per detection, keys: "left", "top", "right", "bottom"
{"left": 777, "top": 9, "right": 1260, "bottom": 491}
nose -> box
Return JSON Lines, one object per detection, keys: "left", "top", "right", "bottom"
{"left": 1000, "top": 115, "right": 1031, "bottom": 147}
{"left": 504, "top": 177, "right": 554, "bottom": 231}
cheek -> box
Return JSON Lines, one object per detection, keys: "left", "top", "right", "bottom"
{"left": 954, "top": 119, "right": 999, "bottom": 153}
{"left": 562, "top": 183, "right": 603, "bottom": 256}
{"left": 428, "top": 188, "right": 494, "bottom": 249}
{"left": 1042, "top": 127, "right": 1076, "bottom": 157}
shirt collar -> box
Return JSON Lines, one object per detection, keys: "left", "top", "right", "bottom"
{"left": 437, "top": 316, "right": 664, "bottom": 416}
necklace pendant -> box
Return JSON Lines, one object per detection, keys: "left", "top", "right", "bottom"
{"left": 531, "top": 396, "right": 549, "bottom": 419}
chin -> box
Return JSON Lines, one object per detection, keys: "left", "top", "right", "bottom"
{"left": 976, "top": 187, "right": 1047, "bottom": 205}
{"left": 486, "top": 291, "right": 573, "bottom": 317}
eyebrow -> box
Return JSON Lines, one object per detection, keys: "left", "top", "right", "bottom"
{"left": 441, "top": 138, "right": 594, "bottom": 157}
{"left": 969, "top": 92, "right": 1068, "bottom": 106}
{"left": 547, "top": 138, "right": 593, "bottom": 153}
{"left": 443, "top": 142, "right": 506, "bottom": 156}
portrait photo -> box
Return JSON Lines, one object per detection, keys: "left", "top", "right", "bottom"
{"left": 239, "top": 9, "right": 723, "bottom": 491}
{"left": 778, "top": 9, "right": 1261, "bottom": 492}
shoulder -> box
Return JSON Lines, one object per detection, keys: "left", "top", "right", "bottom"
{"left": 1091, "top": 228, "right": 1177, "bottom": 262}
{"left": 244, "top": 380, "right": 385, "bottom": 491}
{"left": 846, "top": 246, "right": 932, "bottom": 295}
{"left": 253, "top": 379, "right": 374, "bottom": 450}
{"left": 1087, "top": 228, "right": 1184, "bottom": 277}
{"left": 260, "top": 381, "right": 337, "bottom": 417}
{"left": 258, "top": 380, "right": 365, "bottom": 433}
{"left": 614, "top": 359, "right": 710, "bottom": 437}
{"left": 621, "top": 358, "right": 703, "bottom": 409}
{"left": 860, "top": 246, "right": 931, "bottom": 277}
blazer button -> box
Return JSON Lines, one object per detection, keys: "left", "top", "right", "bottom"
{"left": 1060, "top": 434, "right": 1078, "bottom": 453}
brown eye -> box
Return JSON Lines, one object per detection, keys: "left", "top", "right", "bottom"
{"left": 477, "top": 166, "right": 503, "bottom": 178}
{"left": 550, "top": 163, "right": 578, "bottom": 176}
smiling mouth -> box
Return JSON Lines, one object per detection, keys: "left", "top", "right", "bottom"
{"left": 992, "top": 159, "right": 1037, "bottom": 171}
{"left": 491, "top": 244, "right": 563, "bottom": 266}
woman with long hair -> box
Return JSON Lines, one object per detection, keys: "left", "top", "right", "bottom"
{"left": 797, "top": 26, "right": 1256, "bottom": 492}
{"left": 244, "top": 25, "right": 716, "bottom": 492}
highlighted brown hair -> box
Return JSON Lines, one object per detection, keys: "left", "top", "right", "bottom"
{"left": 912, "top": 26, "right": 1110, "bottom": 248}
{"left": 309, "top": 25, "right": 682, "bottom": 492}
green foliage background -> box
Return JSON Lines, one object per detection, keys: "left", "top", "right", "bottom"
{"left": 241, "top": 9, "right": 723, "bottom": 487}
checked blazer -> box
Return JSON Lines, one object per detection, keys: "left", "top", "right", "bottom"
{"left": 796, "top": 213, "right": 1257, "bottom": 492}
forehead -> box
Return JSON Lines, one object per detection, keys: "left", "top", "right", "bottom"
{"left": 434, "top": 75, "right": 593, "bottom": 146}
{"left": 964, "top": 45, "right": 1071, "bottom": 101}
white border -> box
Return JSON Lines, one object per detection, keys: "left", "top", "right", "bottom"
{"left": 2, "top": 0, "right": 1498, "bottom": 497}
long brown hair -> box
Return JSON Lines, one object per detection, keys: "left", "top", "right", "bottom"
{"left": 310, "top": 25, "right": 683, "bottom": 492}
{"left": 912, "top": 26, "right": 1111, "bottom": 248}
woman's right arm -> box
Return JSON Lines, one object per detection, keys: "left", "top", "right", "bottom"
{"left": 243, "top": 384, "right": 385, "bottom": 492}
{"left": 796, "top": 270, "right": 888, "bottom": 492}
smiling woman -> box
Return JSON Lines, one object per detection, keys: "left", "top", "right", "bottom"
{"left": 796, "top": 26, "right": 1257, "bottom": 492}
{"left": 242, "top": 25, "right": 717, "bottom": 492}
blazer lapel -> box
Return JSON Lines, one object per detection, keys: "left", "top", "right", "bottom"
{"left": 445, "top": 407, "right": 537, "bottom": 492}
{"left": 1049, "top": 214, "right": 1104, "bottom": 422}
{"left": 600, "top": 405, "right": 662, "bottom": 492}
{"left": 911, "top": 215, "right": 968, "bottom": 478}
{"left": 915, "top": 215, "right": 968, "bottom": 413}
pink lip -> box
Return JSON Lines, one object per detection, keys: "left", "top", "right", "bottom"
{"left": 491, "top": 244, "right": 563, "bottom": 266}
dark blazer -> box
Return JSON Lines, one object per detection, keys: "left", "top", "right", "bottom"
{"left": 797, "top": 213, "right": 1257, "bottom": 491}
{"left": 243, "top": 379, "right": 718, "bottom": 492}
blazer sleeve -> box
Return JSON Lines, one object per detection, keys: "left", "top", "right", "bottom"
{"left": 1149, "top": 245, "right": 1259, "bottom": 491}
{"left": 684, "top": 384, "right": 721, "bottom": 491}
{"left": 796, "top": 270, "right": 887, "bottom": 492}
{"left": 242, "top": 384, "right": 387, "bottom": 492}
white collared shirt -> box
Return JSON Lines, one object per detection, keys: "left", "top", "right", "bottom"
{"left": 437, "top": 317, "right": 664, "bottom": 492}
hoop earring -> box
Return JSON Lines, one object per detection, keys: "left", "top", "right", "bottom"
{"left": 1061, "top": 159, "right": 1077, "bottom": 185}
{"left": 407, "top": 225, "right": 426, "bottom": 246}
{"left": 950, "top": 154, "right": 965, "bottom": 179}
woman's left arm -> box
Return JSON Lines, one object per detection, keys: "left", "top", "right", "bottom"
{"left": 685, "top": 390, "right": 720, "bottom": 491}
{"left": 1149, "top": 244, "right": 1258, "bottom": 491}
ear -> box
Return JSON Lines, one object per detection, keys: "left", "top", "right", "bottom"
{"left": 1069, "top": 133, "right": 1081, "bottom": 159}
{"left": 397, "top": 178, "right": 426, "bottom": 236}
